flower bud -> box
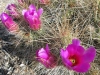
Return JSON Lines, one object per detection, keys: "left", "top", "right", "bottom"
{"left": 36, "top": 44, "right": 57, "bottom": 68}
{"left": 22, "top": 4, "right": 43, "bottom": 30}
{"left": 0, "top": 13, "right": 19, "bottom": 33}
{"left": 7, "top": 4, "right": 19, "bottom": 18}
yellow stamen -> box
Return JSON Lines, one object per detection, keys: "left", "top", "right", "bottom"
{"left": 70, "top": 59, "right": 75, "bottom": 64}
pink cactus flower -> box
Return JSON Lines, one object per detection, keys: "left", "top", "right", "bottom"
{"left": 60, "top": 39, "right": 96, "bottom": 72}
{"left": 36, "top": 44, "right": 57, "bottom": 68}
{"left": 0, "top": 13, "right": 19, "bottom": 33}
{"left": 39, "top": 0, "right": 50, "bottom": 4}
{"left": 22, "top": 4, "right": 43, "bottom": 30}
{"left": 7, "top": 4, "right": 19, "bottom": 18}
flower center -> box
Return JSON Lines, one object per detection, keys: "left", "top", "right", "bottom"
{"left": 70, "top": 59, "right": 76, "bottom": 64}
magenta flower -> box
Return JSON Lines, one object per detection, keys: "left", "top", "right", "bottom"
{"left": 0, "top": 13, "right": 19, "bottom": 33}
{"left": 36, "top": 44, "right": 57, "bottom": 68}
{"left": 22, "top": 4, "right": 43, "bottom": 30}
{"left": 7, "top": 4, "right": 19, "bottom": 18}
{"left": 39, "top": 0, "right": 50, "bottom": 4}
{"left": 60, "top": 39, "right": 96, "bottom": 72}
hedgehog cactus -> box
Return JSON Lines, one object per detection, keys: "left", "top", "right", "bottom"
{"left": 0, "top": 0, "right": 97, "bottom": 75}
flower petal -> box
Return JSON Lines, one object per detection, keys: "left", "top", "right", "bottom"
{"left": 1, "top": 13, "right": 13, "bottom": 27}
{"left": 61, "top": 56, "right": 73, "bottom": 69}
{"left": 72, "top": 39, "right": 80, "bottom": 46}
{"left": 66, "top": 44, "right": 77, "bottom": 56}
{"left": 37, "top": 8, "right": 43, "bottom": 17}
{"left": 64, "top": 59, "right": 73, "bottom": 69}
{"left": 45, "top": 44, "right": 50, "bottom": 53}
{"left": 1, "top": 13, "right": 8, "bottom": 22}
{"left": 60, "top": 48, "right": 69, "bottom": 58}
{"left": 22, "top": 9, "right": 27, "bottom": 15}
{"left": 46, "top": 55, "right": 57, "bottom": 68}
{"left": 7, "top": 4, "right": 16, "bottom": 10}
{"left": 38, "top": 48, "right": 48, "bottom": 59}
{"left": 60, "top": 49, "right": 73, "bottom": 69}
{"left": 73, "top": 63, "right": 90, "bottom": 72}
{"left": 82, "top": 46, "right": 96, "bottom": 63}
{"left": 77, "top": 46, "right": 85, "bottom": 54}
{"left": 29, "top": 4, "right": 36, "bottom": 11}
